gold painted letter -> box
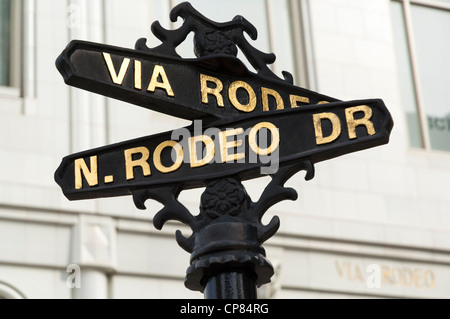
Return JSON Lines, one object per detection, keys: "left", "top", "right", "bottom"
{"left": 313, "top": 112, "right": 342, "bottom": 145}
{"left": 189, "top": 135, "right": 215, "bottom": 168}
{"left": 124, "top": 147, "right": 151, "bottom": 180}
{"left": 153, "top": 141, "right": 183, "bottom": 173}
{"left": 219, "top": 128, "right": 245, "bottom": 162}
{"left": 345, "top": 105, "right": 376, "bottom": 139}
{"left": 148, "top": 65, "right": 175, "bottom": 97}
{"left": 290, "top": 95, "right": 310, "bottom": 108}
{"left": 134, "top": 60, "right": 142, "bottom": 90}
{"left": 200, "top": 74, "right": 224, "bottom": 107}
{"left": 103, "top": 52, "right": 131, "bottom": 85}
{"left": 228, "top": 81, "right": 257, "bottom": 112}
{"left": 249, "top": 122, "right": 280, "bottom": 156}
{"left": 75, "top": 156, "right": 98, "bottom": 189}
{"left": 262, "top": 88, "right": 284, "bottom": 111}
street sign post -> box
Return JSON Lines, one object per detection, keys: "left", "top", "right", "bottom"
{"left": 55, "top": 2, "right": 393, "bottom": 299}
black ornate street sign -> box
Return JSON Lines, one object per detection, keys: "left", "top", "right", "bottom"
{"left": 55, "top": 2, "right": 393, "bottom": 298}
{"left": 56, "top": 40, "right": 340, "bottom": 121}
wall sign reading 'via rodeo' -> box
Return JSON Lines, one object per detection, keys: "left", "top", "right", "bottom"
{"left": 55, "top": 2, "right": 393, "bottom": 295}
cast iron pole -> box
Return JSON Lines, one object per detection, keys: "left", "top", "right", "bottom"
{"left": 204, "top": 270, "right": 257, "bottom": 299}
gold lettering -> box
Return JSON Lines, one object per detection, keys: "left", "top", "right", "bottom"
{"left": 381, "top": 265, "right": 390, "bottom": 285}
{"left": 249, "top": 122, "right": 280, "bottom": 156}
{"left": 200, "top": 74, "right": 224, "bottom": 107}
{"left": 335, "top": 261, "right": 437, "bottom": 290}
{"left": 103, "top": 52, "right": 130, "bottom": 85}
{"left": 413, "top": 268, "right": 424, "bottom": 288}
{"left": 74, "top": 156, "right": 98, "bottom": 189}
{"left": 391, "top": 267, "right": 400, "bottom": 285}
{"left": 347, "top": 263, "right": 352, "bottom": 280}
{"left": 219, "top": 128, "right": 245, "bottom": 163}
{"left": 148, "top": 65, "right": 175, "bottom": 97}
{"left": 228, "top": 81, "right": 257, "bottom": 112}
{"left": 353, "top": 265, "right": 364, "bottom": 282}
{"left": 335, "top": 261, "right": 346, "bottom": 278}
{"left": 104, "top": 175, "right": 114, "bottom": 184}
{"left": 189, "top": 135, "right": 215, "bottom": 168}
{"left": 402, "top": 267, "right": 414, "bottom": 287}
{"left": 262, "top": 87, "right": 284, "bottom": 111}
{"left": 124, "top": 147, "right": 151, "bottom": 180}
{"left": 290, "top": 95, "right": 310, "bottom": 108}
{"left": 153, "top": 141, "right": 183, "bottom": 173}
{"left": 134, "top": 60, "right": 142, "bottom": 90}
{"left": 313, "top": 112, "right": 342, "bottom": 145}
{"left": 345, "top": 105, "right": 376, "bottom": 139}
{"left": 425, "top": 270, "right": 436, "bottom": 289}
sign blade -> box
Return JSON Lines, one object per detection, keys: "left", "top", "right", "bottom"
{"left": 56, "top": 40, "right": 340, "bottom": 121}
{"left": 55, "top": 99, "right": 393, "bottom": 201}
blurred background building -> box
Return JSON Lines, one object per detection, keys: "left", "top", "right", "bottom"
{"left": 0, "top": 0, "right": 449, "bottom": 299}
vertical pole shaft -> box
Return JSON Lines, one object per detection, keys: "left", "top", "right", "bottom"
{"left": 204, "top": 270, "right": 257, "bottom": 299}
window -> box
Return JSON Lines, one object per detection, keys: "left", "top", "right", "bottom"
{"left": 391, "top": 0, "right": 450, "bottom": 152}
{"left": 0, "top": 0, "right": 11, "bottom": 87}
{"left": 0, "top": 0, "right": 21, "bottom": 92}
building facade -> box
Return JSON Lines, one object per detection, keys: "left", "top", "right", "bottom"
{"left": 0, "top": 0, "right": 450, "bottom": 299}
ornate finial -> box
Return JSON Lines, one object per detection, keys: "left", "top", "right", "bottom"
{"left": 135, "top": 1, "right": 293, "bottom": 84}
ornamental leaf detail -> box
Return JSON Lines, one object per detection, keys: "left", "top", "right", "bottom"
{"left": 201, "top": 179, "right": 245, "bottom": 218}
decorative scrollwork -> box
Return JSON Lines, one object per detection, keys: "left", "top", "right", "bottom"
{"left": 133, "top": 160, "right": 314, "bottom": 252}
{"left": 132, "top": 160, "right": 314, "bottom": 291}
{"left": 135, "top": 1, "right": 293, "bottom": 84}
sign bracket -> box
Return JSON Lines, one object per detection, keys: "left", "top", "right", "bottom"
{"left": 131, "top": 160, "right": 314, "bottom": 294}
